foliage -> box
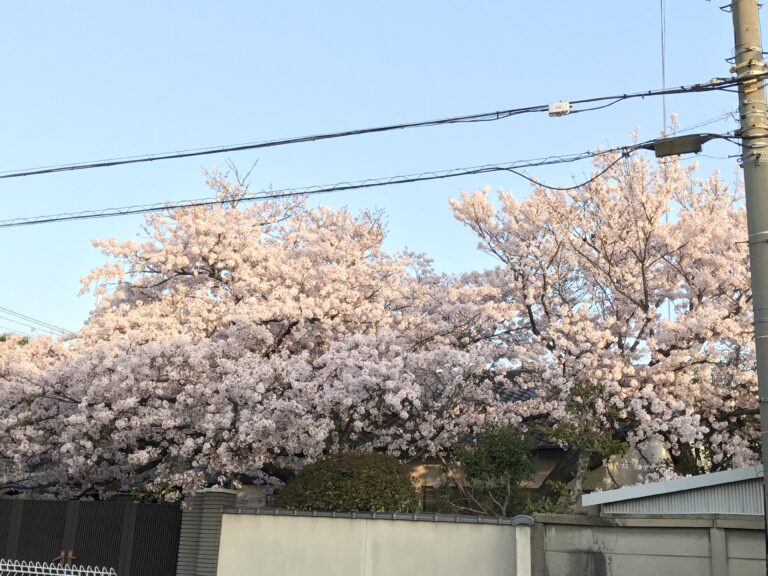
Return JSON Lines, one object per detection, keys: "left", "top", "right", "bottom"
{"left": 0, "top": 334, "right": 28, "bottom": 345}
{"left": 441, "top": 425, "right": 535, "bottom": 516}
{"left": 272, "top": 452, "right": 418, "bottom": 513}
{"left": 530, "top": 379, "right": 628, "bottom": 509}
{"left": 525, "top": 481, "right": 570, "bottom": 514}
{"left": 130, "top": 484, "right": 180, "bottom": 503}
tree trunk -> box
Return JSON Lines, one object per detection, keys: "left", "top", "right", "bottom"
{"left": 568, "top": 450, "right": 590, "bottom": 511}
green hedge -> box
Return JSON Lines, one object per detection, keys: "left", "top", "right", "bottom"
{"left": 273, "top": 452, "right": 418, "bottom": 513}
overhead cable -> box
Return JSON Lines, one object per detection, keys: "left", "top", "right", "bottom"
{"left": 0, "top": 139, "right": 665, "bottom": 229}
{"left": 0, "top": 74, "right": 761, "bottom": 181}
{"left": 0, "top": 305, "right": 73, "bottom": 335}
{"left": 506, "top": 153, "right": 630, "bottom": 192}
{"left": 0, "top": 315, "right": 60, "bottom": 337}
{"left": 0, "top": 325, "right": 33, "bottom": 338}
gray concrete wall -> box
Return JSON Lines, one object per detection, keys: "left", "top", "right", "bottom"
{"left": 216, "top": 511, "right": 532, "bottom": 576}
{"left": 180, "top": 493, "right": 765, "bottom": 576}
{"left": 531, "top": 513, "right": 765, "bottom": 576}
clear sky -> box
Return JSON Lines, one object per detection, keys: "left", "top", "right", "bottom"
{"left": 0, "top": 1, "right": 750, "bottom": 334}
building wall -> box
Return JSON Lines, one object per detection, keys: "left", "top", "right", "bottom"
{"left": 531, "top": 513, "right": 765, "bottom": 576}
{"left": 216, "top": 511, "right": 531, "bottom": 576}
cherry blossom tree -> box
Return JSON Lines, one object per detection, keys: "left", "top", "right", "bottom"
{"left": 4, "top": 152, "right": 755, "bottom": 504}
{"left": 452, "top": 151, "right": 757, "bottom": 500}
{"left": 1, "top": 174, "right": 514, "bottom": 499}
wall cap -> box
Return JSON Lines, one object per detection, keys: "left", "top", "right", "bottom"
{"left": 531, "top": 512, "right": 763, "bottom": 530}
{"left": 223, "top": 507, "right": 535, "bottom": 526}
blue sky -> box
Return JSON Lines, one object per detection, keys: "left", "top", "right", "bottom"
{"left": 0, "top": 1, "right": 749, "bottom": 334}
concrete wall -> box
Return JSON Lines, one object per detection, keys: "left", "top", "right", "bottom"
{"left": 178, "top": 492, "right": 765, "bottom": 576}
{"left": 216, "top": 511, "right": 532, "bottom": 576}
{"left": 531, "top": 513, "right": 765, "bottom": 576}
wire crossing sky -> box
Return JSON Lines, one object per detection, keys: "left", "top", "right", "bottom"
{"left": 0, "top": 306, "right": 72, "bottom": 336}
{"left": 3, "top": 130, "right": 748, "bottom": 229}
{"left": 0, "top": 143, "right": 649, "bottom": 227}
{"left": 0, "top": 75, "right": 749, "bottom": 181}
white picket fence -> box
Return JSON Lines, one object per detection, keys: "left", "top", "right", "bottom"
{"left": 0, "top": 560, "right": 116, "bottom": 576}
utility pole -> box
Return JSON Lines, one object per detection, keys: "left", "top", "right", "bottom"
{"left": 730, "top": 0, "right": 768, "bottom": 564}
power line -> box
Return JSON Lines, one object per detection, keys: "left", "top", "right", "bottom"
{"left": 0, "top": 306, "right": 73, "bottom": 335}
{"left": 660, "top": 0, "right": 668, "bottom": 135}
{"left": 0, "top": 75, "right": 760, "bottom": 181}
{"left": 0, "top": 135, "right": 711, "bottom": 230}
{"left": 0, "top": 325, "right": 33, "bottom": 338}
{"left": 506, "top": 153, "right": 629, "bottom": 192}
{"left": 0, "top": 146, "right": 640, "bottom": 229}
{"left": 676, "top": 111, "right": 736, "bottom": 134}
{"left": 0, "top": 315, "right": 60, "bottom": 337}
{"left": 0, "top": 307, "right": 71, "bottom": 334}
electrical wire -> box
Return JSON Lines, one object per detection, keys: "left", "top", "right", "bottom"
{"left": 568, "top": 98, "right": 627, "bottom": 114}
{"left": 0, "top": 324, "right": 33, "bottom": 337}
{"left": 505, "top": 153, "right": 629, "bottom": 192}
{"left": 0, "top": 130, "right": 748, "bottom": 231}
{"left": 0, "top": 307, "right": 71, "bottom": 334}
{"left": 0, "top": 140, "right": 667, "bottom": 230}
{"left": 0, "top": 316, "right": 60, "bottom": 337}
{"left": 0, "top": 74, "right": 762, "bottom": 181}
{"left": 718, "top": 133, "right": 768, "bottom": 149}
{"left": 661, "top": 0, "right": 668, "bottom": 135}
{"left": 0, "top": 319, "right": 62, "bottom": 337}
{"left": 676, "top": 111, "right": 736, "bottom": 133}
{"left": 660, "top": 0, "right": 670, "bottom": 322}
{"left": 0, "top": 306, "right": 73, "bottom": 335}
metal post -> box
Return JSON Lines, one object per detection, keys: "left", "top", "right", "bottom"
{"left": 730, "top": 0, "right": 768, "bottom": 566}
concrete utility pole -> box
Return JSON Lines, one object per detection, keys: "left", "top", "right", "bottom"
{"left": 730, "top": 0, "right": 768, "bottom": 562}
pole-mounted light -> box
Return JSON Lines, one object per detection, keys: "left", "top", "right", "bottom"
{"left": 640, "top": 134, "right": 715, "bottom": 158}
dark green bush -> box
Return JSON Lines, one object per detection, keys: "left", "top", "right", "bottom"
{"left": 272, "top": 452, "right": 419, "bottom": 513}
{"left": 441, "top": 425, "right": 536, "bottom": 516}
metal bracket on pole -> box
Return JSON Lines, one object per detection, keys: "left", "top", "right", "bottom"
{"left": 731, "top": 58, "right": 768, "bottom": 72}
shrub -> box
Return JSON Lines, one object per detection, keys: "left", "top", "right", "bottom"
{"left": 442, "top": 425, "right": 536, "bottom": 516}
{"left": 525, "top": 481, "right": 570, "bottom": 514}
{"left": 272, "top": 452, "right": 419, "bottom": 513}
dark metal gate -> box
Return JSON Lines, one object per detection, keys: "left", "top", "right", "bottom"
{"left": 0, "top": 500, "right": 181, "bottom": 576}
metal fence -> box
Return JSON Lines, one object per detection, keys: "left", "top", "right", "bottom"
{"left": 0, "top": 560, "right": 116, "bottom": 576}
{"left": 0, "top": 500, "right": 181, "bottom": 576}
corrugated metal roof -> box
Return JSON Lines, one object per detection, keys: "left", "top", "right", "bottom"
{"left": 582, "top": 465, "right": 765, "bottom": 516}
{"left": 601, "top": 478, "right": 764, "bottom": 515}
{"left": 583, "top": 465, "right": 762, "bottom": 506}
